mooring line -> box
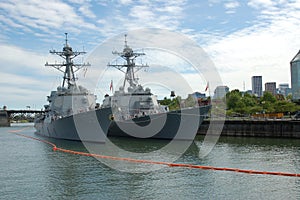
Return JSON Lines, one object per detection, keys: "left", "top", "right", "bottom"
{"left": 7, "top": 128, "right": 300, "bottom": 177}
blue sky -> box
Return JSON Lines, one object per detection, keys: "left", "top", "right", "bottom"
{"left": 1, "top": 0, "right": 300, "bottom": 109}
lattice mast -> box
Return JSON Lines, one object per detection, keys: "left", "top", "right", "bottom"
{"left": 45, "top": 33, "right": 90, "bottom": 88}
{"left": 108, "top": 34, "right": 148, "bottom": 89}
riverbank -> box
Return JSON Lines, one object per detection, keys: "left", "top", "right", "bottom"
{"left": 198, "top": 119, "right": 300, "bottom": 139}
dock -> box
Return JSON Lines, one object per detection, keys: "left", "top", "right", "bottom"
{"left": 0, "top": 110, "right": 44, "bottom": 127}
{"left": 198, "top": 119, "right": 300, "bottom": 139}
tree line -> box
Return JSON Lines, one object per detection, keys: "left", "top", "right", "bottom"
{"left": 225, "top": 90, "right": 300, "bottom": 116}
{"left": 159, "top": 90, "right": 300, "bottom": 117}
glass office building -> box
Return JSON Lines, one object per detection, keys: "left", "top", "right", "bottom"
{"left": 251, "top": 76, "right": 262, "bottom": 97}
{"left": 291, "top": 50, "right": 300, "bottom": 100}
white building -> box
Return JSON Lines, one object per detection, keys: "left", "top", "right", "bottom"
{"left": 213, "top": 86, "right": 229, "bottom": 99}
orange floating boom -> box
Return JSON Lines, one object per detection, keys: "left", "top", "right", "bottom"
{"left": 9, "top": 129, "right": 300, "bottom": 178}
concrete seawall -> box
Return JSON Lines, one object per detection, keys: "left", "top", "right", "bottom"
{"left": 198, "top": 119, "right": 300, "bottom": 139}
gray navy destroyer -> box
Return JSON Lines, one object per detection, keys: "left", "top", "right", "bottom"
{"left": 103, "top": 35, "right": 211, "bottom": 140}
{"left": 34, "top": 33, "right": 111, "bottom": 142}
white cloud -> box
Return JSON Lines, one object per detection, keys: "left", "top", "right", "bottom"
{"left": 0, "top": 0, "right": 98, "bottom": 35}
{"left": 79, "top": 4, "right": 97, "bottom": 18}
{"left": 224, "top": 0, "right": 240, "bottom": 14}
{"left": 0, "top": 0, "right": 198, "bottom": 109}
{"left": 156, "top": 5, "right": 182, "bottom": 14}
{"left": 208, "top": 0, "right": 222, "bottom": 6}
{"left": 0, "top": 44, "right": 44, "bottom": 73}
{"left": 248, "top": 0, "right": 275, "bottom": 9}
{"left": 224, "top": 1, "right": 240, "bottom": 9}
{"left": 2, "top": 0, "right": 188, "bottom": 42}
{"left": 0, "top": 43, "right": 76, "bottom": 79}
{"left": 67, "top": 0, "right": 87, "bottom": 4}
{"left": 3, "top": 0, "right": 300, "bottom": 107}
{"left": 0, "top": 43, "right": 85, "bottom": 109}
{"left": 119, "top": 0, "right": 133, "bottom": 5}
{"left": 130, "top": 5, "right": 155, "bottom": 19}
{"left": 204, "top": 1, "right": 300, "bottom": 91}
{"left": 0, "top": 14, "right": 28, "bottom": 30}
{"left": 0, "top": 71, "right": 58, "bottom": 109}
{"left": 93, "top": 0, "right": 187, "bottom": 37}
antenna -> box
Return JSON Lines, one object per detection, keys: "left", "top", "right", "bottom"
{"left": 124, "top": 34, "right": 127, "bottom": 47}
{"left": 65, "top": 33, "right": 68, "bottom": 46}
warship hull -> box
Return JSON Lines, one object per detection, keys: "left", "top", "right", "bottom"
{"left": 34, "top": 108, "right": 112, "bottom": 143}
{"left": 108, "top": 105, "right": 210, "bottom": 140}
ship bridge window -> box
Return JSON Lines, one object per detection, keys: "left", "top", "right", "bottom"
{"left": 82, "top": 98, "right": 88, "bottom": 104}
{"left": 139, "top": 101, "right": 151, "bottom": 109}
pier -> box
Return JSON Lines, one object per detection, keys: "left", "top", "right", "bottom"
{"left": 0, "top": 110, "right": 44, "bottom": 127}
{"left": 198, "top": 119, "right": 300, "bottom": 139}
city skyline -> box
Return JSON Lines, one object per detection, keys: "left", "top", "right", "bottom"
{"left": 1, "top": 0, "right": 300, "bottom": 109}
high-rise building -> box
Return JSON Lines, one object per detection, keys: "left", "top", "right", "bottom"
{"left": 278, "top": 83, "right": 289, "bottom": 97}
{"left": 291, "top": 50, "right": 300, "bottom": 100}
{"left": 213, "top": 85, "right": 229, "bottom": 99}
{"left": 251, "top": 76, "right": 262, "bottom": 97}
{"left": 265, "top": 82, "right": 276, "bottom": 95}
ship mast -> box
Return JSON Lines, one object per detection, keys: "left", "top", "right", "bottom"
{"left": 108, "top": 34, "right": 148, "bottom": 89}
{"left": 45, "top": 33, "right": 90, "bottom": 88}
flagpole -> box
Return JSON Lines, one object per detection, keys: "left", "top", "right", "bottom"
{"left": 205, "top": 81, "right": 209, "bottom": 97}
{"left": 208, "top": 82, "right": 210, "bottom": 98}
{"left": 110, "top": 80, "right": 114, "bottom": 94}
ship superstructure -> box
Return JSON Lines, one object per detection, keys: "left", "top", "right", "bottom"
{"left": 103, "top": 35, "right": 210, "bottom": 140}
{"left": 102, "top": 35, "right": 168, "bottom": 121}
{"left": 34, "top": 33, "right": 111, "bottom": 142}
{"left": 44, "top": 33, "right": 96, "bottom": 117}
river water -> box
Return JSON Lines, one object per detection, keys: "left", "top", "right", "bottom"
{"left": 0, "top": 123, "right": 299, "bottom": 199}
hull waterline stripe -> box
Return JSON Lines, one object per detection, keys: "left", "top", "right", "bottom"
{"left": 8, "top": 128, "right": 300, "bottom": 178}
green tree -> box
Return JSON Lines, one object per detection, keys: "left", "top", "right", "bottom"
{"left": 286, "top": 94, "right": 293, "bottom": 101}
{"left": 260, "top": 92, "right": 277, "bottom": 104}
{"left": 159, "top": 96, "right": 180, "bottom": 111}
{"left": 225, "top": 89, "right": 300, "bottom": 116}
{"left": 234, "top": 100, "right": 248, "bottom": 114}
{"left": 248, "top": 105, "right": 263, "bottom": 114}
{"left": 226, "top": 89, "right": 242, "bottom": 110}
{"left": 242, "top": 93, "right": 258, "bottom": 107}
{"left": 274, "top": 100, "right": 300, "bottom": 113}
{"left": 260, "top": 92, "right": 277, "bottom": 113}
{"left": 184, "top": 95, "right": 197, "bottom": 107}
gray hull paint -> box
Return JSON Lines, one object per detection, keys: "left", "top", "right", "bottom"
{"left": 108, "top": 105, "right": 211, "bottom": 140}
{"left": 34, "top": 108, "right": 112, "bottom": 143}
